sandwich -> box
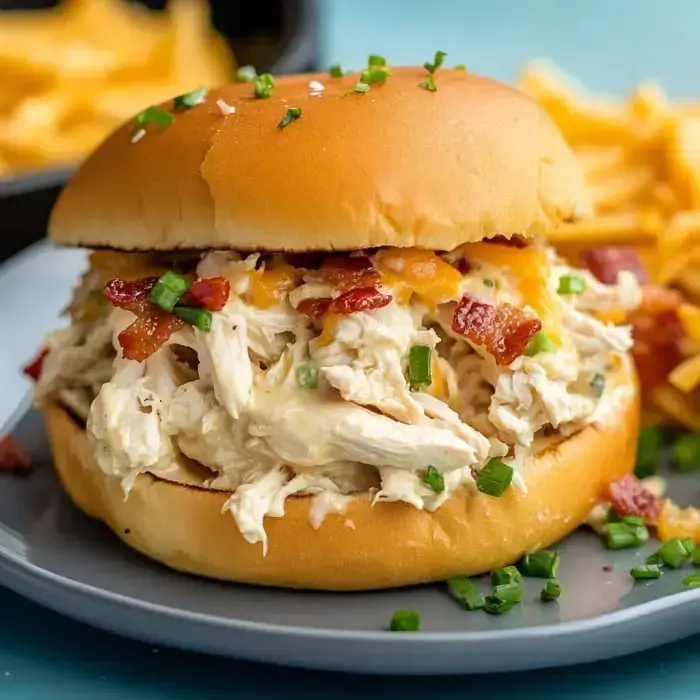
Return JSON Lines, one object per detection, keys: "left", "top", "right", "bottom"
{"left": 28, "top": 65, "right": 640, "bottom": 591}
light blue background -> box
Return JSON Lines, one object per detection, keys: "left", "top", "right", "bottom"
{"left": 5, "top": 1, "right": 700, "bottom": 696}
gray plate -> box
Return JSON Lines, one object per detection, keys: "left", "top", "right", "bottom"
{"left": 2, "top": 242, "right": 700, "bottom": 676}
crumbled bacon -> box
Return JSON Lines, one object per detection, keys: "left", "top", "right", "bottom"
{"left": 329, "top": 287, "right": 392, "bottom": 315}
{"left": 118, "top": 301, "right": 185, "bottom": 362}
{"left": 103, "top": 277, "right": 158, "bottom": 309}
{"left": 318, "top": 256, "right": 381, "bottom": 291}
{"left": 486, "top": 235, "right": 529, "bottom": 249}
{"left": 181, "top": 277, "right": 230, "bottom": 311}
{"left": 23, "top": 347, "right": 49, "bottom": 382}
{"left": 0, "top": 435, "right": 32, "bottom": 475}
{"left": 580, "top": 247, "right": 650, "bottom": 285}
{"left": 607, "top": 474, "right": 660, "bottom": 524}
{"left": 452, "top": 295, "right": 542, "bottom": 366}
{"left": 298, "top": 298, "right": 331, "bottom": 320}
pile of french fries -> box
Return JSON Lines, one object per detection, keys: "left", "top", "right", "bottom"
{"left": 0, "top": 0, "right": 235, "bottom": 176}
{"left": 518, "top": 60, "right": 700, "bottom": 429}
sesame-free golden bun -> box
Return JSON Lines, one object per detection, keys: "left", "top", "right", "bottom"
{"left": 42, "top": 357, "right": 638, "bottom": 591}
{"left": 49, "top": 67, "right": 590, "bottom": 253}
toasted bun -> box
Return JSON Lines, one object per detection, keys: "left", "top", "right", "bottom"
{"left": 43, "top": 358, "right": 637, "bottom": 591}
{"left": 49, "top": 68, "right": 590, "bottom": 253}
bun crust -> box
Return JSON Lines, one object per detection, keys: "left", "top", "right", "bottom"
{"left": 49, "top": 68, "right": 589, "bottom": 253}
{"left": 43, "top": 360, "right": 638, "bottom": 591}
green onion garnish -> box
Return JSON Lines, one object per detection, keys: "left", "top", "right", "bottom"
{"left": 173, "top": 306, "right": 212, "bottom": 332}
{"left": 295, "top": 364, "right": 318, "bottom": 389}
{"left": 647, "top": 537, "right": 693, "bottom": 569}
{"left": 630, "top": 564, "right": 663, "bottom": 581}
{"left": 329, "top": 63, "right": 346, "bottom": 78}
{"left": 422, "top": 465, "right": 444, "bottom": 494}
{"left": 691, "top": 544, "right": 700, "bottom": 566}
{"left": 418, "top": 75, "right": 437, "bottom": 92}
{"left": 368, "top": 54, "right": 387, "bottom": 67}
{"left": 483, "top": 279, "right": 495, "bottom": 288}
{"left": 254, "top": 73, "right": 275, "bottom": 99}
{"left": 519, "top": 550, "right": 560, "bottom": 578}
{"left": 135, "top": 106, "right": 174, "bottom": 128}
{"left": 455, "top": 64, "right": 467, "bottom": 71}
{"left": 236, "top": 65, "right": 258, "bottom": 82}
{"left": 389, "top": 609, "right": 420, "bottom": 632}
{"left": 524, "top": 331, "right": 556, "bottom": 357}
{"left": 603, "top": 520, "right": 649, "bottom": 549}
{"left": 557, "top": 274, "right": 586, "bottom": 295}
{"left": 673, "top": 433, "right": 700, "bottom": 472}
{"left": 590, "top": 372, "right": 606, "bottom": 398}
{"left": 353, "top": 82, "right": 370, "bottom": 94}
{"left": 493, "top": 581, "right": 523, "bottom": 605}
{"left": 147, "top": 271, "right": 191, "bottom": 312}
{"left": 408, "top": 345, "right": 432, "bottom": 388}
{"left": 491, "top": 566, "right": 522, "bottom": 586}
{"left": 423, "top": 50, "right": 447, "bottom": 74}
{"left": 360, "top": 66, "right": 391, "bottom": 84}
{"left": 447, "top": 575, "right": 485, "bottom": 611}
{"left": 635, "top": 426, "right": 663, "bottom": 478}
{"left": 484, "top": 595, "right": 514, "bottom": 615}
{"left": 173, "top": 87, "right": 207, "bottom": 110}
{"left": 278, "top": 107, "right": 302, "bottom": 130}
{"left": 540, "top": 579, "right": 561, "bottom": 602}
{"left": 682, "top": 574, "right": 700, "bottom": 588}
{"left": 475, "top": 458, "right": 513, "bottom": 497}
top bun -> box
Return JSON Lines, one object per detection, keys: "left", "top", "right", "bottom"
{"left": 49, "top": 67, "right": 590, "bottom": 253}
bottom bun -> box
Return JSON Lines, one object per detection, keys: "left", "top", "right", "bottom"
{"left": 43, "top": 359, "right": 639, "bottom": 591}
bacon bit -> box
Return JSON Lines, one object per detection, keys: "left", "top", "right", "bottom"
{"left": 329, "top": 287, "right": 392, "bottom": 315}
{"left": 0, "top": 435, "right": 32, "bottom": 475}
{"left": 118, "top": 302, "right": 185, "bottom": 362}
{"left": 580, "top": 247, "right": 650, "bottom": 285}
{"left": 23, "top": 347, "right": 49, "bottom": 382}
{"left": 485, "top": 235, "right": 529, "bottom": 249}
{"left": 298, "top": 298, "right": 331, "bottom": 320}
{"left": 319, "top": 256, "right": 381, "bottom": 292}
{"left": 607, "top": 474, "right": 660, "bottom": 524}
{"left": 181, "top": 277, "right": 230, "bottom": 311}
{"left": 452, "top": 295, "right": 542, "bottom": 366}
{"left": 103, "top": 277, "right": 158, "bottom": 309}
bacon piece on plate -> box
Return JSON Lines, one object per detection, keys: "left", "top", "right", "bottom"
{"left": 22, "top": 347, "right": 49, "bottom": 382}
{"left": 319, "top": 256, "right": 381, "bottom": 291}
{"left": 452, "top": 295, "right": 542, "bottom": 366}
{"left": 580, "top": 247, "right": 650, "bottom": 285}
{"left": 0, "top": 435, "right": 32, "bottom": 475}
{"left": 181, "top": 277, "right": 230, "bottom": 311}
{"left": 297, "top": 298, "right": 331, "bottom": 320}
{"left": 329, "top": 287, "right": 392, "bottom": 315}
{"left": 607, "top": 474, "right": 660, "bottom": 524}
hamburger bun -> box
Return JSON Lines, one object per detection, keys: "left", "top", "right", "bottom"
{"left": 42, "top": 357, "right": 638, "bottom": 591}
{"left": 49, "top": 67, "right": 590, "bottom": 253}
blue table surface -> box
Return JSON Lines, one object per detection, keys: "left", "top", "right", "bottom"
{"left": 8, "top": 0, "right": 700, "bottom": 696}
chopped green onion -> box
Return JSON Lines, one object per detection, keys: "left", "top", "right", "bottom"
{"left": 368, "top": 54, "right": 387, "bottom": 67}
{"left": 475, "top": 458, "right": 513, "bottom": 497}
{"left": 135, "top": 106, "right": 174, "bottom": 128}
{"left": 635, "top": 426, "right": 663, "bottom": 478}
{"left": 173, "top": 87, "right": 207, "bottom": 110}
{"left": 673, "top": 433, "right": 700, "bottom": 472}
{"left": 235, "top": 65, "right": 258, "bottom": 82}
{"left": 389, "top": 609, "right": 420, "bottom": 631}
{"left": 353, "top": 81, "right": 370, "bottom": 94}
{"left": 484, "top": 595, "right": 514, "bottom": 615}
{"left": 278, "top": 107, "right": 302, "bottom": 130}
{"left": 447, "top": 575, "right": 485, "bottom": 611}
{"left": 254, "top": 73, "right": 275, "bottom": 99}
{"left": 648, "top": 537, "right": 692, "bottom": 569}
{"left": 408, "top": 345, "right": 432, "bottom": 387}
{"left": 683, "top": 537, "right": 694, "bottom": 553}
{"left": 590, "top": 372, "right": 606, "bottom": 398}
{"left": 173, "top": 306, "right": 212, "bottom": 332}
{"left": 557, "top": 274, "right": 586, "bottom": 295}
{"left": 631, "top": 564, "right": 663, "bottom": 581}
{"left": 540, "top": 579, "right": 561, "bottom": 602}
{"left": 691, "top": 544, "right": 700, "bottom": 566}
{"left": 602, "top": 520, "right": 649, "bottom": 549}
{"left": 360, "top": 66, "right": 391, "bottom": 84}
{"left": 646, "top": 553, "right": 664, "bottom": 566}
{"left": 491, "top": 566, "right": 522, "bottom": 586}
{"left": 493, "top": 581, "right": 523, "bottom": 605}
{"left": 682, "top": 574, "right": 700, "bottom": 588}
{"left": 147, "top": 271, "right": 191, "bottom": 312}
{"left": 423, "top": 50, "right": 447, "bottom": 74}
{"left": 524, "top": 331, "right": 556, "bottom": 357}
{"left": 519, "top": 550, "right": 560, "bottom": 578}
{"left": 483, "top": 279, "right": 495, "bottom": 288}
{"left": 454, "top": 64, "right": 467, "bottom": 71}
{"left": 422, "top": 465, "right": 444, "bottom": 494}
{"left": 295, "top": 364, "right": 318, "bottom": 389}
{"left": 418, "top": 75, "right": 437, "bottom": 92}
{"left": 329, "top": 63, "right": 346, "bottom": 78}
